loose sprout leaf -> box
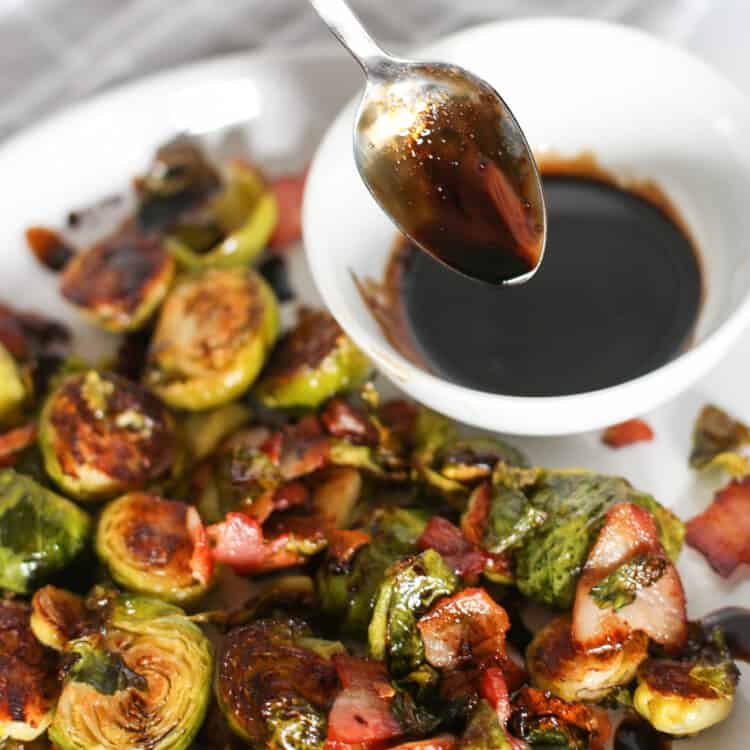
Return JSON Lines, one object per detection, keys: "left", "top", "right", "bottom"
{"left": 459, "top": 700, "right": 512, "bottom": 750}
{"left": 67, "top": 641, "right": 147, "bottom": 695}
{"left": 690, "top": 404, "right": 750, "bottom": 476}
{"left": 686, "top": 477, "right": 750, "bottom": 577}
{"left": 589, "top": 555, "right": 668, "bottom": 611}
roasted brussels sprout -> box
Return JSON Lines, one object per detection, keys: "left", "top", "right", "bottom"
{"left": 369, "top": 550, "right": 458, "bottom": 676}
{"left": 145, "top": 267, "right": 278, "bottom": 410}
{"left": 30, "top": 585, "right": 87, "bottom": 651}
{"left": 526, "top": 615, "right": 648, "bottom": 703}
{"left": 317, "top": 507, "right": 429, "bottom": 634}
{"left": 0, "top": 343, "right": 26, "bottom": 424}
{"left": 167, "top": 161, "right": 279, "bottom": 269}
{"left": 96, "top": 492, "right": 213, "bottom": 604}
{"left": 181, "top": 401, "right": 252, "bottom": 462}
{"left": 255, "top": 308, "right": 370, "bottom": 410}
{"left": 215, "top": 618, "right": 338, "bottom": 749}
{"left": 39, "top": 370, "right": 178, "bottom": 501}
{"left": 50, "top": 594, "right": 213, "bottom": 750}
{"left": 0, "top": 599, "right": 58, "bottom": 742}
{"left": 0, "top": 469, "right": 91, "bottom": 594}
{"left": 460, "top": 700, "right": 511, "bottom": 750}
{"left": 60, "top": 226, "right": 176, "bottom": 332}
{"left": 633, "top": 628, "right": 738, "bottom": 736}
{"left": 514, "top": 471, "right": 684, "bottom": 609}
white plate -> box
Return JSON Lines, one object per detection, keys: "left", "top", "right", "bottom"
{"left": 0, "top": 43, "right": 746, "bottom": 747}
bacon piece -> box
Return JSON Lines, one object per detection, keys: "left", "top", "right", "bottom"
{"left": 480, "top": 668, "right": 511, "bottom": 725}
{"left": 686, "top": 477, "right": 750, "bottom": 577}
{"left": 327, "top": 529, "right": 371, "bottom": 567}
{"left": 279, "top": 418, "right": 330, "bottom": 479}
{"left": 378, "top": 399, "right": 419, "bottom": 437}
{"left": 26, "top": 226, "right": 75, "bottom": 272}
{"left": 573, "top": 503, "right": 686, "bottom": 650}
{"left": 417, "top": 588, "right": 510, "bottom": 671}
{"left": 322, "top": 399, "right": 379, "bottom": 446}
{"left": 602, "top": 418, "right": 654, "bottom": 448}
{"left": 0, "top": 421, "right": 37, "bottom": 467}
{"left": 417, "top": 516, "right": 487, "bottom": 581}
{"left": 269, "top": 172, "right": 306, "bottom": 251}
{"left": 387, "top": 736, "right": 456, "bottom": 750}
{"left": 186, "top": 506, "right": 214, "bottom": 585}
{"left": 327, "top": 656, "right": 401, "bottom": 746}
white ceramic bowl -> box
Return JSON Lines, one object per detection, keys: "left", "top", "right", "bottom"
{"left": 304, "top": 18, "right": 750, "bottom": 436}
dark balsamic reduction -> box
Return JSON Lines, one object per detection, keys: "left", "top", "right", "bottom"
{"left": 702, "top": 607, "right": 750, "bottom": 662}
{"left": 615, "top": 717, "right": 671, "bottom": 750}
{"left": 371, "top": 160, "right": 703, "bottom": 397}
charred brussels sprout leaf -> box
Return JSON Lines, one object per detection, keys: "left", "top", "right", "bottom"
{"left": 515, "top": 471, "right": 683, "bottom": 609}
{"left": 96, "top": 492, "right": 213, "bottom": 605}
{"left": 459, "top": 700, "right": 511, "bottom": 750}
{"left": 0, "top": 343, "right": 26, "bottom": 424}
{"left": 690, "top": 404, "right": 750, "bottom": 477}
{"left": 39, "top": 370, "right": 178, "bottom": 502}
{"left": 589, "top": 555, "right": 667, "bottom": 612}
{"left": 145, "top": 267, "right": 278, "bottom": 411}
{"left": 167, "top": 162, "right": 279, "bottom": 269}
{"left": 368, "top": 549, "right": 458, "bottom": 676}
{"left": 215, "top": 619, "right": 338, "bottom": 749}
{"left": 60, "top": 227, "right": 175, "bottom": 333}
{"left": 436, "top": 437, "right": 527, "bottom": 484}
{"left": 50, "top": 594, "right": 212, "bottom": 750}
{"left": 317, "top": 508, "right": 429, "bottom": 634}
{"left": 0, "top": 599, "right": 59, "bottom": 741}
{"left": 477, "top": 484, "right": 547, "bottom": 555}
{"left": 0, "top": 469, "right": 91, "bottom": 594}
{"left": 255, "top": 308, "right": 371, "bottom": 410}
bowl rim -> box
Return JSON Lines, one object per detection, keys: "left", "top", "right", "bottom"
{"left": 304, "top": 16, "right": 750, "bottom": 435}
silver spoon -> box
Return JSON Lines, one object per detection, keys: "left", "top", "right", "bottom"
{"left": 309, "top": 0, "right": 546, "bottom": 286}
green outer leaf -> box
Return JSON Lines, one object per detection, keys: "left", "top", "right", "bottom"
{"left": 263, "top": 695, "right": 327, "bottom": 750}
{"left": 0, "top": 469, "right": 91, "bottom": 594}
{"left": 368, "top": 549, "right": 458, "bottom": 676}
{"left": 459, "top": 700, "right": 511, "bottom": 750}
{"left": 483, "top": 484, "right": 547, "bottom": 554}
{"left": 589, "top": 555, "right": 667, "bottom": 611}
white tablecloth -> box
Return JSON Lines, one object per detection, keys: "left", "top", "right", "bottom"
{"left": 0, "top": 0, "right": 746, "bottom": 141}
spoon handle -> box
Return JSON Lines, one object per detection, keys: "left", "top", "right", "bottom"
{"left": 308, "top": 0, "right": 388, "bottom": 74}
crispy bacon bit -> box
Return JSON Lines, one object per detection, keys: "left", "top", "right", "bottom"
{"left": 417, "top": 517, "right": 487, "bottom": 581}
{"left": 327, "top": 529, "right": 371, "bottom": 567}
{"left": 387, "top": 736, "right": 457, "bottom": 750}
{"left": 269, "top": 172, "right": 306, "bottom": 251}
{"left": 322, "top": 399, "right": 379, "bottom": 446}
{"left": 378, "top": 399, "right": 419, "bottom": 437}
{"left": 480, "top": 668, "right": 511, "bottom": 725}
{"left": 25, "top": 226, "right": 75, "bottom": 272}
{"left": 461, "top": 482, "right": 491, "bottom": 547}
{"left": 686, "top": 477, "right": 750, "bottom": 577}
{"left": 512, "top": 687, "right": 611, "bottom": 750}
{"left": 0, "top": 303, "right": 70, "bottom": 360}
{"left": 573, "top": 503, "right": 686, "bottom": 651}
{"left": 327, "top": 655, "right": 401, "bottom": 746}
{"left": 206, "top": 512, "right": 302, "bottom": 575}
{"left": 0, "top": 421, "right": 37, "bottom": 467}
{"left": 260, "top": 431, "right": 284, "bottom": 464}
{"left": 602, "top": 419, "right": 654, "bottom": 448}
{"left": 186, "top": 506, "right": 214, "bottom": 586}
{"left": 279, "top": 417, "right": 331, "bottom": 479}
{"left": 417, "top": 588, "right": 510, "bottom": 671}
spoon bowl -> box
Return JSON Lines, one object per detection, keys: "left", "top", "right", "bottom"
{"left": 309, "top": 0, "right": 546, "bottom": 285}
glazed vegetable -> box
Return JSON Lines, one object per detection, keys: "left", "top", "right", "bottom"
{"left": 0, "top": 469, "right": 91, "bottom": 594}
{"left": 526, "top": 615, "right": 648, "bottom": 703}
{"left": 181, "top": 401, "right": 252, "bottom": 462}
{"left": 0, "top": 599, "right": 58, "bottom": 742}
{"left": 634, "top": 629, "right": 738, "bottom": 735}
{"left": 215, "top": 618, "right": 338, "bottom": 748}
{"left": 60, "top": 226, "right": 176, "bottom": 332}
{"left": 514, "top": 471, "right": 684, "bottom": 609}
{"left": 39, "top": 370, "right": 178, "bottom": 501}
{"left": 369, "top": 550, "right": 458, "bottom": 676}
{"left": 96, "top": 492, "right": 213, "bottom": 604}
{"left": 459, "top": 700, "right": 511, "bottom": 750}
{"left": 690, "top": 404, "right": 750, "bottom": 477}
{"left": 145, "top": 267, "right": 278, "bottom": 410}
{"left": 317, "top": 507, "right": 429, "bottom": 634}
{"left": 0, "top": 343, "right": 26, "bottom": 424}
{"left": 255, "top": 308, "right": 370, "bottom": 410}
{"left": 167, "top": 161, "right": 279, "bottom": 269}
{"left": 30, "top": 586, "right": 88, "bottom": 651}
{"left": 50, "top": 594, "right": 213, "bottom": 750}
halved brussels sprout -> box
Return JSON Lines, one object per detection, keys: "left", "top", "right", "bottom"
{"left": 145, "top": 267, "right": 278, "bottom": 410}
{"left": 255, "top": 308, "right": 371, "bottom": 410}
{"left": 369, "top": 549, "right": 458, "bottom": 676}
{"left": 526, "top": 615, "right": 648, "bottom": 703}
{"left": 50, "top": 594, "right": 213, "bottom": 750}
{"left": 96, "top": 492, "right": 213, "bottom": 604}
{"left": 39, "top": 370, "right": 178, "bottom": 502}
{"left": 30, "top": 585, "right": 87, "bottom": 651}
{"left": 215, "top": 618, "right": 338, "bottom": 749}
{"left": 167, "top": 161, "right": 279, "bottom": 269}
{"left": 60, "top": 226, "right": 176, "bottom": 332}
{"left": 0, "top": 468, "right": 91, "bottom": 594}
{"left": 0, "top": 599, "right": 58, "bottom": 742}
{"left": 0, "top": 343, "right": 26, "bottom": 424}
{"left": 181, "top": 401, "right": 252, "bottom": 462}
